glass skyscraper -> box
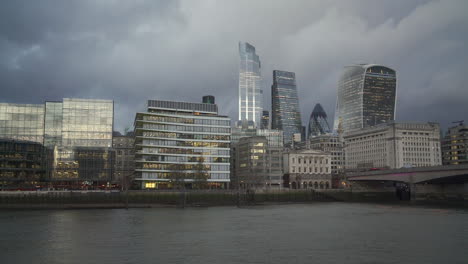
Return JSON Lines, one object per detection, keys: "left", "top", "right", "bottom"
{"left": 333, "top": 64, "right": 396, "bottom": 134}
{"left": 238, "top": 42, "right": 263, "bottom": 127}
{"left": 271, "top": 70, "right": 302, "bottom": 144}
{"left": 308, "top": 103, "right": 331, "bottom": 138}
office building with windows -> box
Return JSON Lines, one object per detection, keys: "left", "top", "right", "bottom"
{"left": 233, "top": 136, "right": 283, "bottom": 189}
{"left": 134, "top": 99, "right": 231, "bottom": 189}
{"left": 0, "top": 98, "right": 115, "bottom": 188}
{"left": 442, "top": 122, "right": 468, "bottom": 165}
{"left": 283, "top": 149, "right": 332, "bottom": 189}
{"left": 308, "top": 103, "right": 331, "bottom": 138}
{"left": 309, "top": 134, "right": 345, "bottom": 188}
{"left": 271, "top": 70, "right": 302, "bottom": 145}
{"left": 238, "top": 42, "right": 263, "bottom": 127}
{"left": 113, "top": 131, "right": 135, "bottom": 184}
{"left": 333, "top": 64, "right": 396, "bottom": 134}
{"left": 344, "top": 122, "right": 442, "bottom": 171}
{"left": 0, "top": 103, "right": 45, "bottom": 144}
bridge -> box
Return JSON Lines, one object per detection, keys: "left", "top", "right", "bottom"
{"left": 347, "top": 164, "right": 468, "bottom": 184}
{"left": 346, "top": 165, "right": 468, "bottom": 201}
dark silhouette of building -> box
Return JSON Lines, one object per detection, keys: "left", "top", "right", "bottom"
{"left": 308, "top": 103, "right": 331, "bottom": 138}
{"left": 271, "top": 70, "right": 302, "bottom": 145}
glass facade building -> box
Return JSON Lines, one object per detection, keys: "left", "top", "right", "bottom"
{"left": 0, "top": 98, "right": 114, "bottom": 186}
{"left": 238, "top": 42, "right": 263, "bottom": 127}
{"left": 308, "top": 103, "right": 331, "bottom": 138}
{"left": 0, "top": 103, "right": 45, "bottom": 144}
{"left": 134, "top": 100, "right": 231, "bottom": 189}
{"left": 271, "top": 70, "right": 302, "bottom": 145}
{"left": 333, "top": 64, "right": 396, "bottom": 134}
{"left": 0, "top": 139, "right": 48, "bottom": 188}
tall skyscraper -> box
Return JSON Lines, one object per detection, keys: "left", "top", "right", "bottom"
{"left": 308, "top": 103, "right": 331, "bottom": 138}
{"left": 333, "top": 64, "right": 397, "bottom": 134}
{"left": 238, "top": 42, "right": 263, "bottom": 127}
{"left": 271, "top": 70, "right": 302, "bottom": 145}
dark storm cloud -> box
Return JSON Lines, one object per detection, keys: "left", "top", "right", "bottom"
{"left": 1, "top": 0, "right": 467, "bottom": 132}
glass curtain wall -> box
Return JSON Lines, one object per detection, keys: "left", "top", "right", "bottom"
{"left": 238, "top": 42, "right": 263, "bottom": 127}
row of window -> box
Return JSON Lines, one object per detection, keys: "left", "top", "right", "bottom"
{"left": 140, "top": 172, "right": 229, "bottom": 180}
{"left": 141, "top": 139, "right": 229, "bottom": 149}
{"left": 140, "top": 163, "right": 229, "bottom": 171}
{"left": 140, "top": 147, "right": 229, "bottom": 156}
{"left": 291, "top": 166, "right": 329, "bottom": 173}
{"left": 142, "top": 115, "right": 230, "bottom": 126}
{"left": 141, "top": 123, "right": 230, "bottom": 134}
{"left": 140, "top": 155, "right": 229, "bottom": 163}
{"left": 141, "top": 131, "right": 229, "bottom": 141}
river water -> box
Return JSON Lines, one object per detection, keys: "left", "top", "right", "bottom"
{"left": 1, "top": 203, "right": 467, "bottom": 264}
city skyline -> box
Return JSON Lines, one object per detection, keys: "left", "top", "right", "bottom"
{"left": 0, "top": 1, "right": 467, "bottom": 132}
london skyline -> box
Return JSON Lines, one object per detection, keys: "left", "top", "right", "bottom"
{"left": 1, "top": 1, "right": 467, "bottom": 133}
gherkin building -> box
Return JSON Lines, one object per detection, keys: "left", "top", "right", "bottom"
{"left": 308, "top": 103, "right": 331, "bottom": 138}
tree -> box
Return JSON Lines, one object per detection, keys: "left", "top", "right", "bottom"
{"left": 192, "top": 157, "right": 209, "bottom": 189}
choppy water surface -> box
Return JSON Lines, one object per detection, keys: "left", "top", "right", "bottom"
{"left": 1, "top": 203, "right": 467, "bottom": 264}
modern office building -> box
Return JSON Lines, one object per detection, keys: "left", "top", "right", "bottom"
{"left": 134, "top": 99, "right": 231, "bottom": 189}
{"left": 442, "top": 122, "right": 468, "bottom": 165}
{"left": 308, "top": 103, "right": 331, "bottom": 138}
{"left": 113, "top": 131, "right": 135, "bottom": 184}
{"left": 0, "top": 103, "right": 45, "bottom": 144}
{"left": 261, "top": 110, "right": 270, "bottom": 129}
{"left": 233, "top": 136, "right": 283, "bottom": 189}
{"left": 238, "top": 42, "right": 263, "bottom": 127}
{"left": 283, "top": 149, "right": 332, "bottom": 189}
{"left": 333, "top": 64, "right": 397, "bottom": 134}
{"left": 271, "top": 70, "right": 302, "bottom": 145}
{"left": 0, "top": 98, "right": 115, "bottom": 188}
{"left": 309, "top": 134, "right": 344, "bottom": 187}
{"left": 0, "top": 139, "right": 48, "bottom": 189}
{"left": 344, "top": 122, "right": 442, "bottom": 171}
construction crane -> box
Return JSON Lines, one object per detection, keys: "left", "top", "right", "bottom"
{"left": 452, "top": 120, "right": 464, "bottom": 126}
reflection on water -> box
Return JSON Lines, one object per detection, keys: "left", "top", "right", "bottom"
{"left": 1, "top": 203, "right": 467, "bottom": 264}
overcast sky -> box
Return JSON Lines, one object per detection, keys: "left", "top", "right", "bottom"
{"left": 1, "top": 0, "right": 467, "bottom": 133}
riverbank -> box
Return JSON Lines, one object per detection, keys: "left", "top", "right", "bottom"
{"left": 0, "top": 189, "right": 466, "bottom": 209}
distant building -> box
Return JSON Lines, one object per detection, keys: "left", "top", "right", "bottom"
{"left": 230, "top": 126, "right": 283, "bottom": 188}
{"left": 283, "top": 149, "right": 332, "bottom": 189}
{"left": 238, "top": 42, "right": 263, "bottom": 127}
{"left": 202, "top": 95, "right": 215, "bottom": 104}
{"left": 134, "top": 99, "right": 231, "bottom": 189}
{"left": 344, "top": 122, "right": 442, "bottom": 171}
{"left": 0, "top": 139, "right": 47, "bottom": 189}
{"left": 233, "top": 136, "right": 283, "bottom": 189}
{"left": 309, "top": 134, "right": 345, "bottom": 188}
{"left": 308, "top": 103, "right": 331, "bottom": 138}
{"left": 261, "top": 110, "right": 270, "bottom": 129}
{"left": 271, "top": 70, "right": 302, "bottom": 145}
{"left": 334, "top": 64, "right": 397, "bottom": 134}
{"left": 442, "top": 122, "right": 468, "bottom": 165}
{"left": 113, "top": 132, "right": 135, "bottom": 184}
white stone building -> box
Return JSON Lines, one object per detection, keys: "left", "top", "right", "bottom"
{"left": 283, "top": 149, "right": 332, "bottom": 189}
{"left": 344, "top": 122, "right": 442, "bottom": 170}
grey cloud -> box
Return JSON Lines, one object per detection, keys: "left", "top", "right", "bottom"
{"left": 0, "top": 0, "right": 467, "bottom": 133}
